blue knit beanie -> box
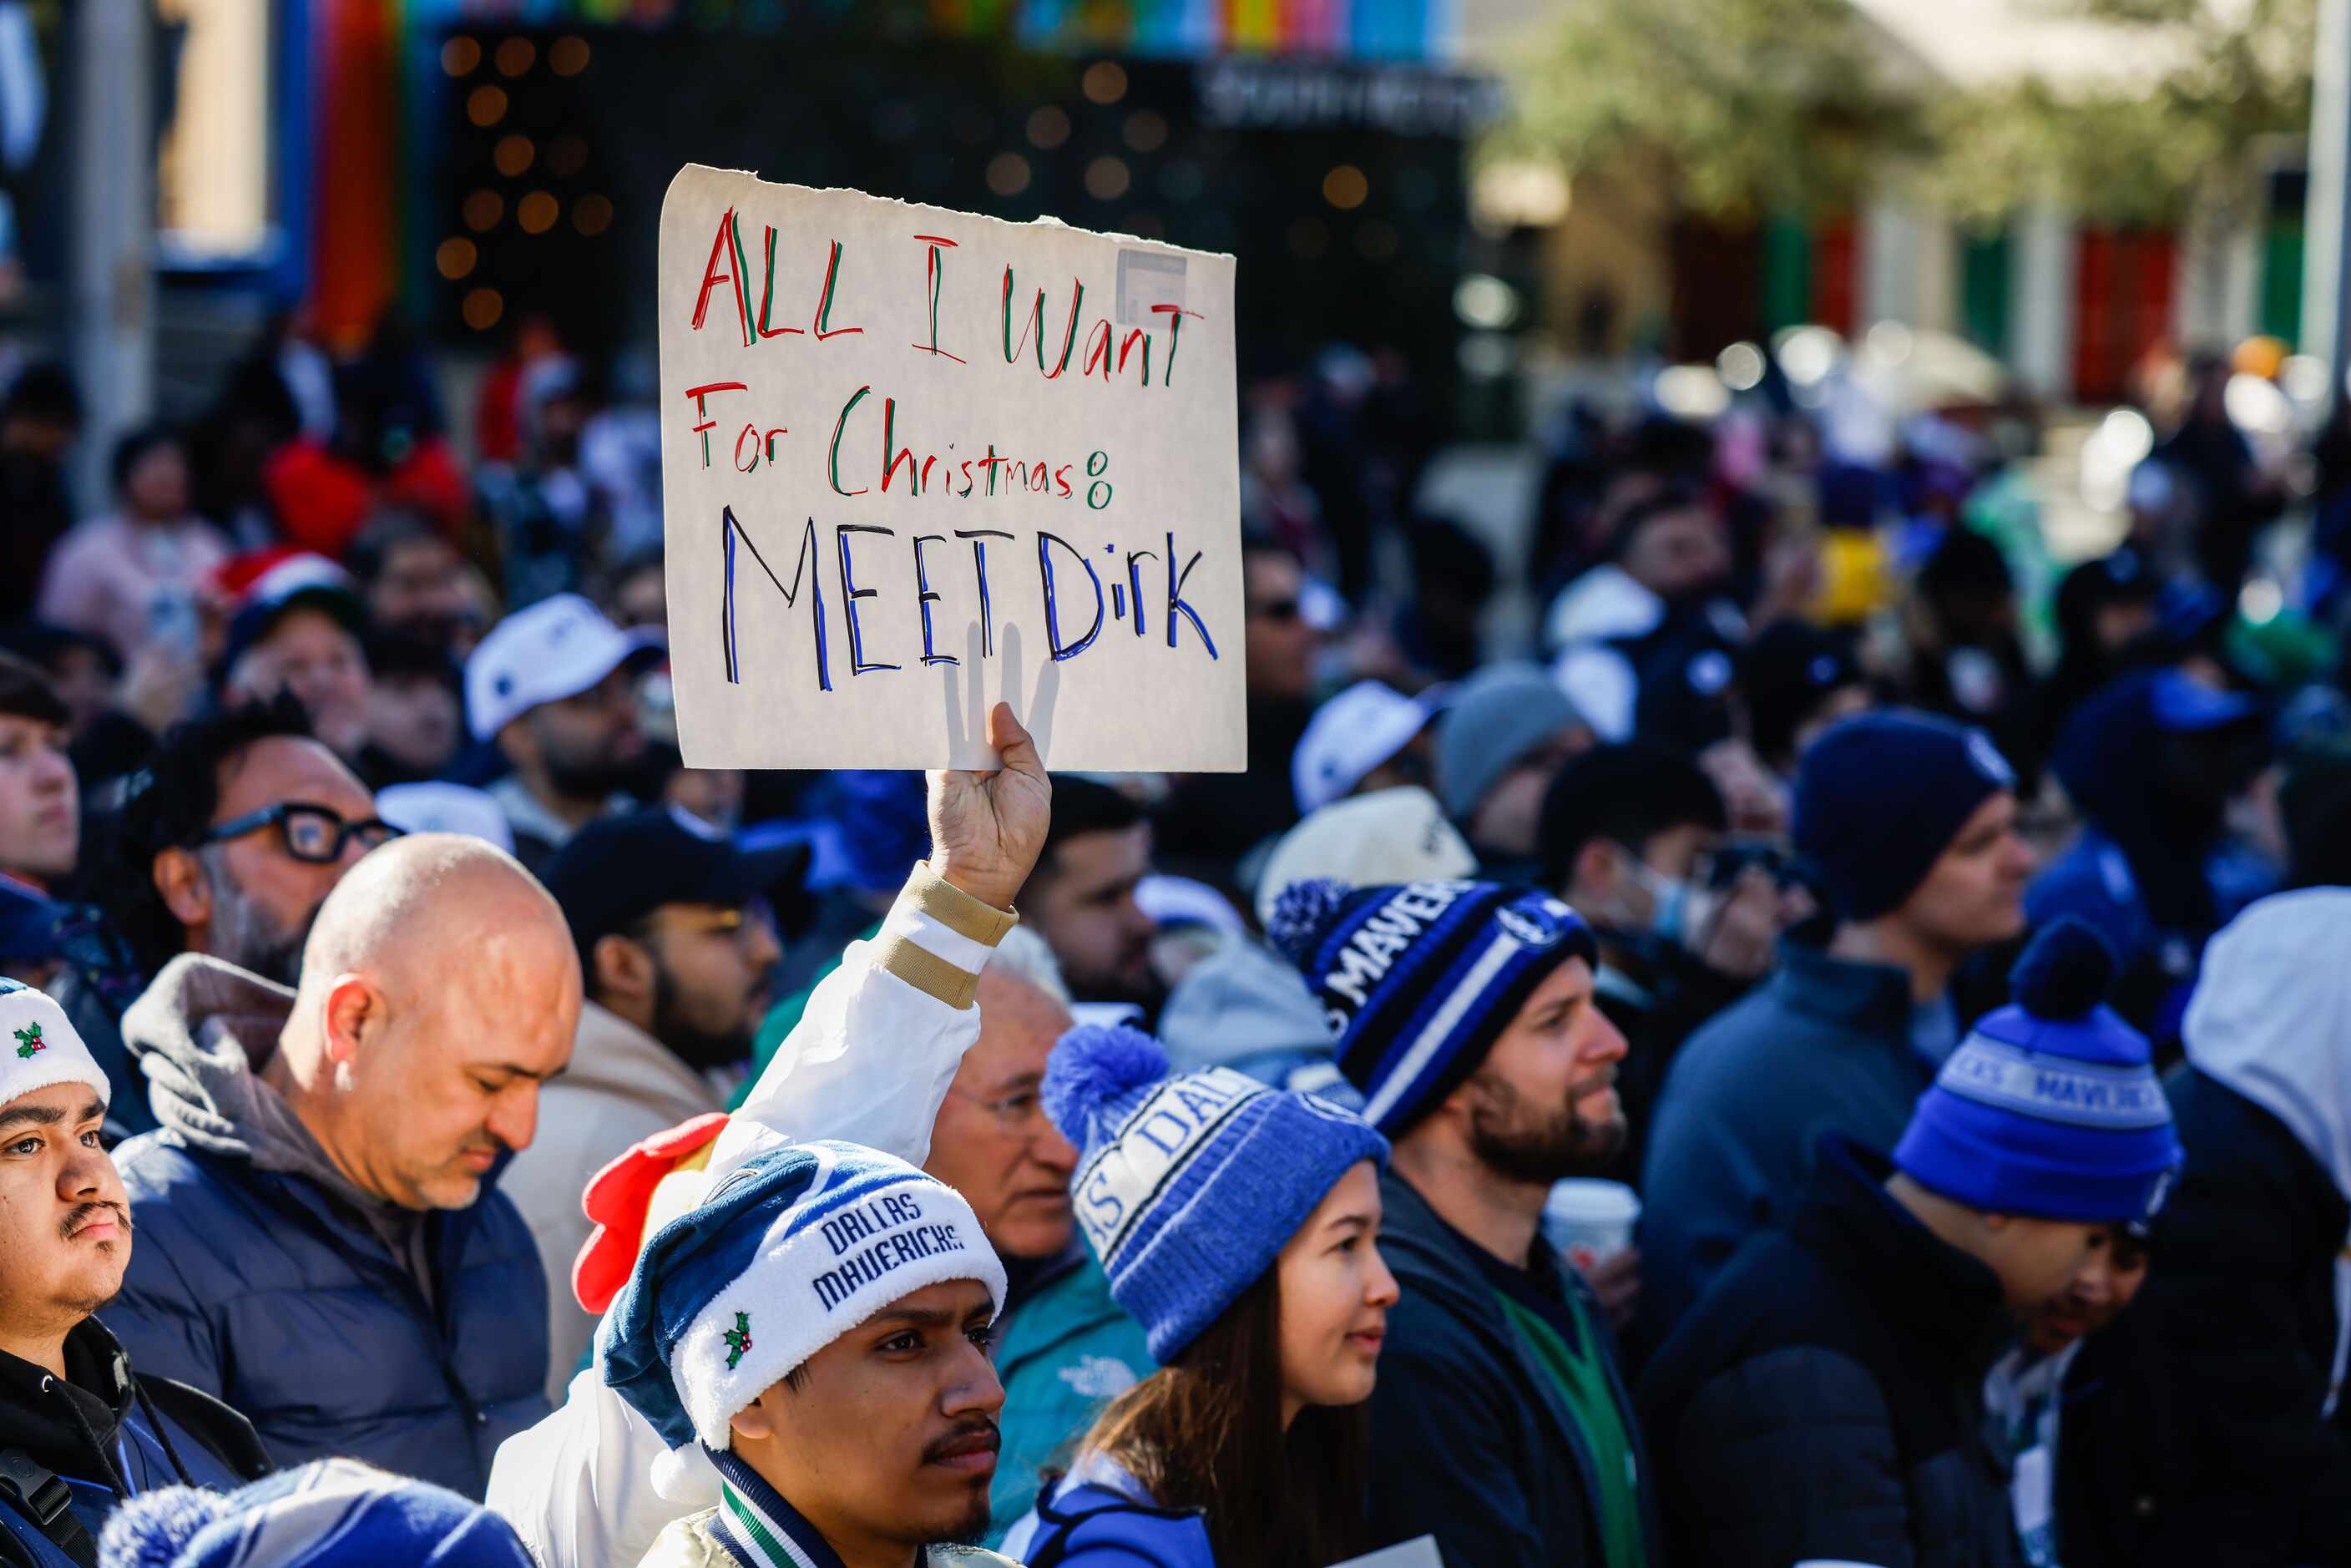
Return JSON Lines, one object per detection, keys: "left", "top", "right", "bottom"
{"left": 1045, "top": 1024, "right": 1388, "bottom": 1361}
{"left": 1793, "top": 710, "right": 2017, "bottom": 921}
{"left": 1893, "top": 919, "right": 2182, "bottom": 1225}
{"left": 1268, "top": 878, "right": 1596, "bottom": 1136}
{"left": 97, "top": 1459, "right": 534, "bottom": 1567}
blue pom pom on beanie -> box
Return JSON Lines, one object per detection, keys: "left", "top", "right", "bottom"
{"left": 96, "top": 1459, "right": 535, "bottom": 1568}
{"left": 1793, "top": 710, "right": 2017, "bottom": 921}
{"left": 1893, "top": 918, "right": 2182, "bottom": 1225}
{"left": 1046, "top": 1023, "right": 1388, "bottom": 1361}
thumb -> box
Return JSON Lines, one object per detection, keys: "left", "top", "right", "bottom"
{"left": 985, "top": 701, "right": 1042, "bottom": 779}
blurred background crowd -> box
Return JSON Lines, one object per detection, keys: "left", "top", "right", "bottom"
{"left": 7, "top": 2, "right": 2351, "bottom": 1565}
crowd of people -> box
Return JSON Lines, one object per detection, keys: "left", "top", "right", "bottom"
{"left": 2, "top": 315, "right": 2351, "bottom": 1568}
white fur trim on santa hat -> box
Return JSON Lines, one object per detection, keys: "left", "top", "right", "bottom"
{"left": 0, "top": 982, "right": 110, "bottom": 1111}
{"left": 674, "top": 1146, "right": 1006, "bottom": 1455}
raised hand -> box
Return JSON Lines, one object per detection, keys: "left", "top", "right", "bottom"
{"left": 925, "top": 702, "right": 1052, "bottom": 910}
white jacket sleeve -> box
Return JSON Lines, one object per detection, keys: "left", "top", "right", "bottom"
{"left": 488, "top": 1367, "right": 715, "bottom": 1568}
{"left": 485, "top": 860, "right": 1018, "bottom": 1568}
{"left": 710, "top": 859, "right": 1017, "bottom": 1177}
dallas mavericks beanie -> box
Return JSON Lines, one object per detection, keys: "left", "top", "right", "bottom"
{"left": 1893, "top": 919, "right": 2182, "bottom": 1225}
{"left": 97, "top": 1459, "right": 533, "bottom": 1568}
{"left": 1793, "top": 710, "right": 2016, "bottom": 921}
{"left": 1269, "top": 878, "right": 1596, "bottom": 1136}
{"left": 1044, "top": 1024, "right": 1387, "bottom": 1362}
{"left": 599, "top": 1138, "right": 1005, "bottom": 1490}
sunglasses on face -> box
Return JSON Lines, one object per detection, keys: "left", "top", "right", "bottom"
{"left": 1249, "top": 597, "right": 1302, "bottom": 624}
{"left": 195, "top": 802, "right": 407, "bottom": 865}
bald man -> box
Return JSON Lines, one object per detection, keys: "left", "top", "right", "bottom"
{"left": 103, "top": 833, "right": 580, "bottom": 1497}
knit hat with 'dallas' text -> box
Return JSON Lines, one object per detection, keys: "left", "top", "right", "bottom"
{"left": 1044, "top": 1024, "right": 1386, "bottom": 1361}
{"left": 598, "top": 1138, "right": 1006, "bottom": 1494}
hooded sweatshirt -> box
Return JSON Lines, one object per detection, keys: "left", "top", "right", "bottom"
{"left": 119, "top": 955, "right": 434, "bottom": 1299}
{"left": 2180, "top": 888, "right": 2351, "bottom": 1404}
{"left": 2135, "top": 887, "right": 2351, "bottom": 1563}
{"left": 0, "top": 1318, "right": 260, "bottom": 1566}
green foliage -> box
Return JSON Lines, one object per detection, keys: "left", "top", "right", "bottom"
{"left": 1494, "top": 0, "right": 2315, "bottom": 225}
{"left": 1486, "top": 0, "right": 1933, "bottom": 218}
{"left": 1932, "top": 0, "right": 2315, "bottom": 225}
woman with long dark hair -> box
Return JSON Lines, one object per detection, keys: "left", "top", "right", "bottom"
{"left": 999, "top": 1026, "right": 1396, "bottom": 1568}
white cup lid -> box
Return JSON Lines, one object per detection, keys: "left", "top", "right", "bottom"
{"left": 1544, "top": 1177, "right": 1641, "bottom": 1221}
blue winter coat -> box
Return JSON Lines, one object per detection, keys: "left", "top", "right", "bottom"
{"left": 103, "top": 1137, "right": 552, "bottom": 1500}
{"left": 1638, "top": 943, "right": 1930, "bottom": 1340}
{"left": 999, "top": 1455, "right": 1216, "bottom": 1567}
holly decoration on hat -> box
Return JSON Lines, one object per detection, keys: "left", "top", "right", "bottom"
{"left": 13, "top": 1023, "right": 43, "bottom": 1059}
{"left": 724, "top": 1312, "right": 753, "bottom": 1370}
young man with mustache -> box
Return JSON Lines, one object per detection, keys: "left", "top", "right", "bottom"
{"left": 603, "top": 1134, "right": 1020, "bottom": 1568}
{"left": 1272, "top": 876, "right": 1654, "bottom": 1568}
{"left": 0, "top": 984, "right": 265, "bottom": 1567}
{"left": 488, "top": 704, "right": 1059, "bottom": 1568}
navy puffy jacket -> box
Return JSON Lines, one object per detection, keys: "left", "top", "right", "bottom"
{"left": 101, "top": 1137, "right": 551, "bottom": 1500}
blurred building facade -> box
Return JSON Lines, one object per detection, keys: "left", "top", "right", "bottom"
{"left": 13, "top": 0, "right": 1502, "bottom": 468}
{"left": 1461, "top": 0, "right": 2313, "bottom": 406}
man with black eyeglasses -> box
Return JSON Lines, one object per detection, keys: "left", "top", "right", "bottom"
{"left": 94, "top": 695, "right": 393, "bottom": 991}
{"left": 512, "top": 809, "right": 801, "bottom": 1400}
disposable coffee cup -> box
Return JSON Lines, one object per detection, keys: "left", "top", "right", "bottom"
{"left": 1543, "top": 1178, "right": 1641, "bottom": 1269}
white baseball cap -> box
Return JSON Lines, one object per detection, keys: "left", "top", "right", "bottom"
{"left": 464, "top": 594, "right": 664, "bottom": 741}
{"left": 1254, "top": 785, "right": 1478, "bottom": 928}
{"left": 0, "top": 981, "right": 111, "bottom": 1111}
{"left": 1291, "top": 680, "right": 1438, "bottom": 814}
{"left": 375, "top": 782, "right": 517, "bottom": 853}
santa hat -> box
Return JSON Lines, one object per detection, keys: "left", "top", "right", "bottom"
{"left": 598, "top": 1138, "right": 1005, "bottom": 1496}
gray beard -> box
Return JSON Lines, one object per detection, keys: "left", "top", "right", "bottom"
{"left": 200, "top": 851, "right": 314, "bottom": 987}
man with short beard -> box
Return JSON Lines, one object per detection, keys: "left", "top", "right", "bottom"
{"left": 510, "top": 808, "right": 800, "bottom": 1400}
{"left": 1272, "top": 877, "right": 1652, "bottom": 1568}
{"left": 465, "top": 595, "right": 659, "bottom": 873}
{"left": 0, "top": 983, "right": 265, "bottom": 1565}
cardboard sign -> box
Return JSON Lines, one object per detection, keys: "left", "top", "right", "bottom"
{"left": 657, "top": 165, "right": 1245, "bottom": 771}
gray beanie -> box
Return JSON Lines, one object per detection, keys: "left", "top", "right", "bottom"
{"left": 1434, "top": 662, "right": 1586, "bottom": 820}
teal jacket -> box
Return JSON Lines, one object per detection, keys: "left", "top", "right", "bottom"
{"left": 986, "top": 1245, "right": 1155, "bottom": 1547}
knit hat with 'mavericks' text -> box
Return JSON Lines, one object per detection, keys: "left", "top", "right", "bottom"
{"left": 1267, "top": 878, "right": 1595, "bottom": 1136}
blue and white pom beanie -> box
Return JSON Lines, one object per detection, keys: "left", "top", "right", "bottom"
{"left": 1267, "top": 878, "right": 1596, "bottom": 1135}
{"left": 0, "top": 979, "right": 112, "bottom": 1110}
{"left": 1894, "top": 919, "right": 2182, "bottom": 1225}
{"left": 1046, "top": 1024, "right": 1388, "bottom": 1361}
{"left": 96, "top": 1458, "right": 533, "bottom": 1568}
{"left": 599, "top": 1138, "right": 1006, "bottom": 1490}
